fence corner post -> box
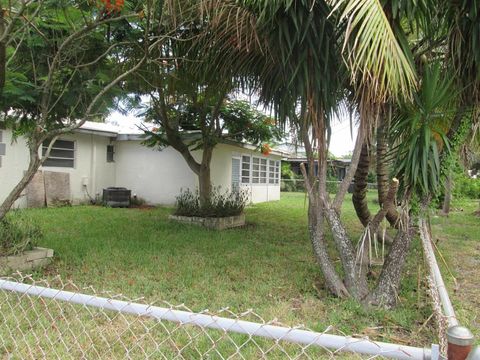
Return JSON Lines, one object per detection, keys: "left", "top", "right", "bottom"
{"left": 466, "top": 346, "right": 480, "bottom": 360}
{"left": 447, "top": 325, "right": 474, "bottom": 360}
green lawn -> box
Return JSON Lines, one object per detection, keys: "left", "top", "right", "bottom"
{"left": 15, "top": 192, "right": 450, "bottom": 348}
{"left": 431, "top": 198, "right": 480, "bottom": 342}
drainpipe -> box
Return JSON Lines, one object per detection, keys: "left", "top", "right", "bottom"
{"left": 89, "top": 135, "right": 97, "bottom": 199}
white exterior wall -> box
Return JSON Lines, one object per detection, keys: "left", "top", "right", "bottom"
{"left": 114, "top": 141, "right": 197, "bottom": 205}
{"left": 45, "top": 132, "right": 116, "bottom": 204}
{"left": 114, "top": 141, "right": 281, "bottom": 205}
{"left": 0, "top": 129, "right": 30, "bottom": 209}
{"left": 0, "top": 129, "right": 116, "bottom": 208}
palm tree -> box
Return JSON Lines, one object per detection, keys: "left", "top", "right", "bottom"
{"left": 174, "top": 0, "right": 477, "bottom": 307}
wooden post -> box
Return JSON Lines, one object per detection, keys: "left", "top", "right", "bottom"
{"left": 447, "top": 326, "right": 474, "bottom": 360}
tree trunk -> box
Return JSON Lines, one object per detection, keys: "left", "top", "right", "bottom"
{"left": 376, "top": 115, "right": 399, "bottom": 227}
{"left": 333, "top": 125, "right": 365, "bottom": 213}
{"left": 441, "top": 174, "right": 452, "bottom": 216}
{"left": 301, "top": 126, "right": 350, "bottom": 298}
{"left": 352, "top": 141, "right": 371, "bottom": 227}
{"left": 0, "top": 7, "right": 6, "bottom": 93}
{"left": 323, "top": 206, "right": 369, "bottom": 300}
{"left": 0, "top": 142, "right": 41, "bottom": 221}
{"left": 198, "top": 145, "right": 213, "bottom": 206}
{"left": 307, "top": 200, "right": 349, "bottom": 298}
{"left": 365, "top": 217, "right": 414, "bottom": 308}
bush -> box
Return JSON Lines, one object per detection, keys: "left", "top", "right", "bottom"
{"left": 174, "top": 187, "right": 249, "bottom": 217}
{"left": 0, "top": 212, "right": 42, "bottom": 256}
{"left": 453, "top": 175, "right": 480, "bottom": 199}
{"left": 326, "top": 181, "right": 339, "bottom": 194}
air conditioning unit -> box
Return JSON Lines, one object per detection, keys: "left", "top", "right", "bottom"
{"left": 103, "top": 187, "right": 131, "bottom": 208}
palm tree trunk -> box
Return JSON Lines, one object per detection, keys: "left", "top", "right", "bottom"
{"left": 365, "top": 217, "right": 414, "bottom": 308}
{"left": 353, "top": 141, "right": 371, "bottom": 227}
{"left": 333, "top": 125, "right": 365, "bottom": 212}
{"left": 307, "top": 200, "right": 349, "bottom": 298}
{"left": 376, "top": 115, "right": 399, "bottom": 226}
{"left": 323, "top": 205, "right": 369, "bottom": 300}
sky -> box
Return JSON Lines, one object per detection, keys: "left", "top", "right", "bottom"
{"left": 329, "top": 116, "right": 358, "bottom": 157}
{"left": 107, "top": 109, "right": 358, "bottom": 158}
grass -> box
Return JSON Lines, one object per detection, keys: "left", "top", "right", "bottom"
{"left": 22, "top": 194, "right": 430, "bottom": 341}
{"left": 430, "top": 198, "right": 480, "bottom": 342}
{"left": 2, "top": 192, "right": 478, "bottom": 357}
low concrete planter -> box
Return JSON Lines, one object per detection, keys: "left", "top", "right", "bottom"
{"left": 0, "top": 247, "right": 54, "bottom": 275}
{"left": 169, "top": 213, "right": 246, "bottom": 230}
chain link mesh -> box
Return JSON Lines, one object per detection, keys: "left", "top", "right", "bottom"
{"left": 0, "top": 274, "right": 433, "bottom": 360}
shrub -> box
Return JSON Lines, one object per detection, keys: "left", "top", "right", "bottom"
{"left": 281, "top": 162, "right": 296, "bottom": 180}
{"left": 174, "top": 187, "right": 249, "bottom": 217}
{"left": 326, "top": 181, "right": 339, "bottom": 194}
{"left": 453, "top": 175, "right": 480, "bottom": 199}
{"left": 0, "top": 212, "right": 42, "bottom": 256}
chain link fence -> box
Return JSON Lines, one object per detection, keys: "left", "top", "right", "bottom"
{"left": 0, "top": 274, "right": 438, "bottom": 360}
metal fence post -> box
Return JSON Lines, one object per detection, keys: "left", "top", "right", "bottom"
{"left": 466, "top": 346, "right": 480, "bottom": 359}
{"left": 447, "top": 326, "right": 474, "bottom": 360}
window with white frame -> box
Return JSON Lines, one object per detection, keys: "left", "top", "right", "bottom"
{"left": 241, "top": 155, "right": 280, "bottom": 186}
{"left": 268, "top": 160, "right": 280, "bottom": 184}
{"left": 241, "top": 155, "right": 251, "bottom": 183}
{"left": 42, "top": 139, "right": 75, "bottom": 168}
{"left": 274, "top": 160, "right": 280, "bottom": 184}
{"left": 259, "top": 158, "right": 267, "bottom": 183}
{"left": 252, "top": 157, "right": 260, "bottom": 183}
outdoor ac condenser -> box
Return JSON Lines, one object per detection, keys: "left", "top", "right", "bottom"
{"left": 102, "top": 187, "right": 131, "bottom": 208}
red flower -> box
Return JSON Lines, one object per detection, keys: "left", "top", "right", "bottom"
{"left": 261, "top": 143, "right": 271, "bottom": 156}
{"left": 100, "top": 0, "right": 123, "bottom": 13}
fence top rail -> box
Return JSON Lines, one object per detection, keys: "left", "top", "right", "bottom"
{"left": 419, "top": 218, "right": 458, "bottom": 328}
{"left": 0, "top": 278, "right": 435, "bottom": 360}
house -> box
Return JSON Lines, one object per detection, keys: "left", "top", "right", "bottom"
{"left": 284, "top": 157, "right": 351, "bottom": 181}
{"left": 0, "top": 122, "right": 285, "bottom": 209}
{"left": 276, "top": 142, "right": 352, "bottom": 181}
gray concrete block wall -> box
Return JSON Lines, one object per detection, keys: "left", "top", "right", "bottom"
{"left": 169, "top": 214, "right": 246, "bottom": 230}
{"left": 0, "top": 247, "right": 54, "bottom": 275}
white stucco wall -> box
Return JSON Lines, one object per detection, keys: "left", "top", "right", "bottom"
{"left": 114, "top": 141, "right": 197, "bottom": 205}
{"left": 0, "top": 129, "right": 116, "bottom": 208}
{"left": 41, "top": 132, "right": 116, "bottom": 204}
{"left": 114, "top": 141, "right": 281, "bottom": 205}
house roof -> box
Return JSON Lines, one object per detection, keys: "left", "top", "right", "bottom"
{"left": 285, "top": 157, "right": 352, "bottom": 165}
{"left": 76, "top": 121, "right": 290, "bottom": 157}
{"left": 77, "top": 121, "right": 154, "bottom": 136}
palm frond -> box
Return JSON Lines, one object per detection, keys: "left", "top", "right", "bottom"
{"left": 390, "top": 63, "right": 458, "bottom": 197}
{"left": 330, "top": 0, "right": 417, "bottom": 101}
